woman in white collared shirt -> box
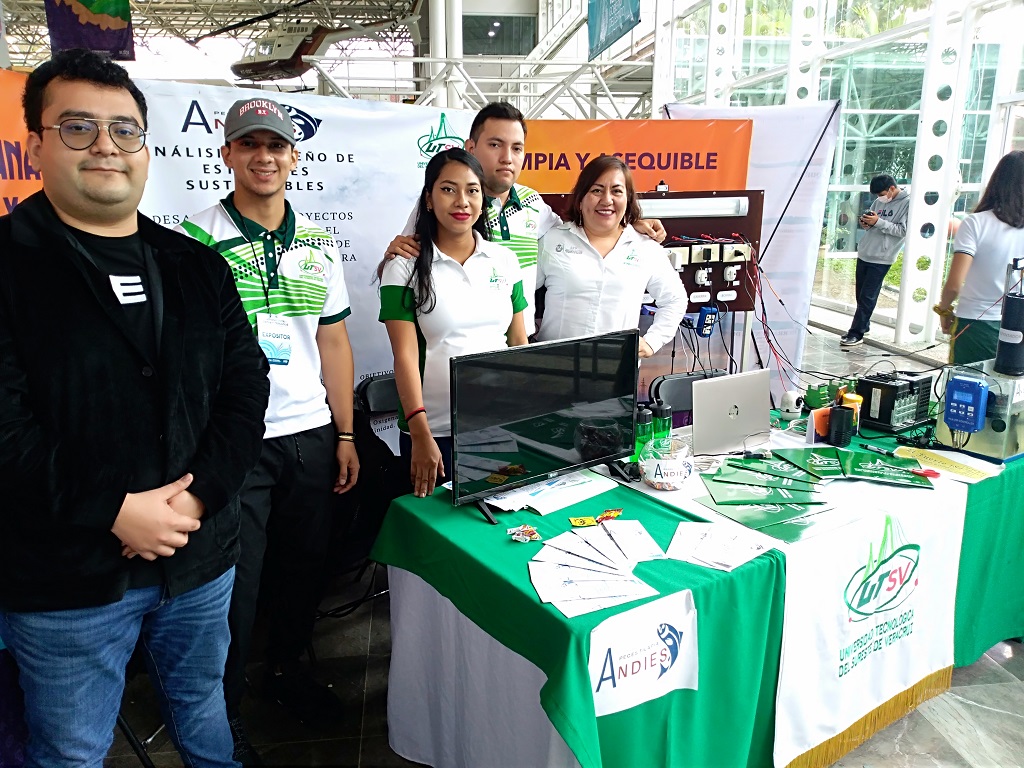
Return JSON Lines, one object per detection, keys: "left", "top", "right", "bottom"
{"left": 536, "top": 156, "right": 687, "bottom": 357}
{"left": 379, "top": 148, "right": 528, "bottom": 498}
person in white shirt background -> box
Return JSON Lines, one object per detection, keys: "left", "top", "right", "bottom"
{"left": 379, "top": 148, "right": 529, "bottom": 498}
{"left": 535, "top": 155, "right": 688, "bottom": 357}
{"left": 937, "top": 150, "right": 1024, "bottom": 365}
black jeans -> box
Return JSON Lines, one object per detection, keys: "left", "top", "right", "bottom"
{"left": 224, "top": 423, "right": 335, "bottom": 716}
{"left": 848, "top": 259, "right": 892, "bottom": 337}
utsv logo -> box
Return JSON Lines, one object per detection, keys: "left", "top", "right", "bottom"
{"left": 843, "top": 515, "right": 919, "bottom": 622}
{"left": 417, "top": 113, "right": 464, "bottom": 158}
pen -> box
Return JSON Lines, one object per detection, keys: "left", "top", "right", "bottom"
{"left": 860, "top": 442, "right": 895, "bottom": 457}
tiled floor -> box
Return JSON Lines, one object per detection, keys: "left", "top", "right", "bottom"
{"left": 108, "top": 324, "right": 1020, "bottom": 768}
{"left": 107, "top": 564, "right": 418, "bottom": 767}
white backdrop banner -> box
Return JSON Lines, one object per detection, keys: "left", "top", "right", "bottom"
{"left": 135, "top": 82, "right": 837, "bottom": 440}
{"left": 663, "top": 102, "right": 840, "bottom": 400}
{"left": 772, "top": 479, "right": 967, "bottom": 767}
{"left": 137, "top": 80, "right": 476, "bottom": 447}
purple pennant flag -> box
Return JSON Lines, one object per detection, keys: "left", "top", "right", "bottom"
{"left": 44, "top": 0, "right": 135, "bottom": 61}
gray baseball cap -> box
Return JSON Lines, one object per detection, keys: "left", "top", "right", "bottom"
{"left": 224, "top": 98, "right": 296, "bottom": 145}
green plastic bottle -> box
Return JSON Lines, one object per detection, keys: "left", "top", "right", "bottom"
{"left": 650, "top": 400, "right": 673, "bottom": 440}
{"left": 633, "top": 407, "right": 653, "bottom": 461}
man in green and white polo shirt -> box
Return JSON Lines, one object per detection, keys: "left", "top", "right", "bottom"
{"left": 385, "top": 101, "right": 666, "bottom": 334}
{"left": 178, "top": 97, "right": 358, "bottom": 761}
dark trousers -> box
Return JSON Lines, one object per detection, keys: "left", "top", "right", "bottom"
{"left": 848, "top": 260, "right": 892, "bottom": 337}
{"left": 224, "top": 423, "right": 335, "bottom": 716}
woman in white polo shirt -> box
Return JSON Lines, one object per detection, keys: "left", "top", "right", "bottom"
{"left": 936, "top": 150, "right": 1024, "bottom": 364}
{"left": 535, "top": 155, "right": 687, "bottom": 357}
{"left": 379, "top": 148, "right": 528, "bottom": 498}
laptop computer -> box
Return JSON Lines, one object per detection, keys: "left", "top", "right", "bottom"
{"left": 675, "top": 368, "right": 771, "bottom": 456}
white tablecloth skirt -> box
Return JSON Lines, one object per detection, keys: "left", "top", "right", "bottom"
{"left": 387, "top": 567, "right": 582, "bottom": 768}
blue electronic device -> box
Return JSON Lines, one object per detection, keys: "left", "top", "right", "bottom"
{"left": 696, "top": 306, "right": 719, "bottom": 338}
{"left": 943, "top": 375, "right": 988, "bottom": 433}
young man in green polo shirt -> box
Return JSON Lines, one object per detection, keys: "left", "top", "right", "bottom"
{"left": 178, "top": 98, "right": 359, "bottom": 764}
{"left": 385, "top": 101, "right": 666, "bottom": 333}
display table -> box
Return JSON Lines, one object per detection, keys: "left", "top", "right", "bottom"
{"left": 374, "top": 437, "right": 1017, "bottom": 768}
{"left": 372, "top": 484, "right": 787, "bottom": 768}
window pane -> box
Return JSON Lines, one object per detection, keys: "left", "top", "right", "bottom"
{"left": 823, "top": 0, "right": 935, "bottom": 39}
{"left": 463, "top": 16, "right": 536, "bottom": 56}
{"left": 673, "top": 5, "right": 709, "bottom": 100}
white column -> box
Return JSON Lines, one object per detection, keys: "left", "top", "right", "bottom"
{"left": 429, "top": 0, "right": 448, "bottom": 108}
{"left": 895, "top": 0, "right": 968, "bottom": 344}
{"left": 445, "top": 0, "right": 464, "bottom": 108}
{"left": 704, "top": 0, "right": 737, "bottom": 105}
{"left": 786, "top": 0, "right": 825, "bottom": 105}
{"left": 0, "top": 0, "right": 12, "bottom": 69}
{"left": 650, "top": 0, "right": 675, "bottom": 116}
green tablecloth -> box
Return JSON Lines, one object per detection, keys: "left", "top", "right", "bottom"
{"left": 372, "top": 484, "right": 786, "bottom": 768}
{"left": 954, "top": 456, "right": 1024, "bottom": 666}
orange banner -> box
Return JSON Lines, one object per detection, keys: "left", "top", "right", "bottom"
{"left": 0, "top": 70, "right": 41, "bottom": 214}
{"left": 519, "top": 119, "right": 752, "bottom": 194}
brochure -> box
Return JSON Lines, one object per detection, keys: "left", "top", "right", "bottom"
{"left": 711, "top": 463, "right": 819, "bottom": 492}
{"left": 692, "top": 495, "right": 832, "bottom": 530}
{"left": 725, "top": 455, "right": 820, "bottom": 483}
{"left": 771, "top": 447, "right": 845, "bottom": 479}
{"left": 700, "top": 474, "right": 824, "bottom": 506}
{"left": 837, "top": 450, "right": 934, "bottom": 489}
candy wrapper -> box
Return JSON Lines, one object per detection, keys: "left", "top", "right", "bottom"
{"left": 596, "top": 508, "right": 623, "bottom": 523}
{"left": 507, "top": 524, "right": 541, "bottom": 542}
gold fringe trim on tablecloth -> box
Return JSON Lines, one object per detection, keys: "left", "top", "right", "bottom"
{"left": 785, "top": 666, "right": 952, "bottom": 768}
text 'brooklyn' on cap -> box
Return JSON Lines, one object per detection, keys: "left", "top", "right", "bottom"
{"left": 224, "top": 98, "right": 296, "bottom": 145}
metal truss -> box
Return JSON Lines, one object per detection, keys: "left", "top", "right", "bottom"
{"left": 306, "top": 53, "right": 654, "bottom": 119}
{"left": 1, "top": 0, "right": 416, "bottom": 67}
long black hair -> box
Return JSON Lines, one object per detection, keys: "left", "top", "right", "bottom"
{"left": 408, "top": 148, "right": 491, "bottom": 313}
{"left": 976, "top": 150, "right": 1024, "bottom": 228}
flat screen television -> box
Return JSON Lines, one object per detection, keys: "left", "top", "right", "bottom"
{"left": 450, "top": 330, "right": 638, "bottom": 506}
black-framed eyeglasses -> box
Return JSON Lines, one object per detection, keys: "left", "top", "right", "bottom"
{"left": 43, "top": 118, "right": 147, "bottom": 153}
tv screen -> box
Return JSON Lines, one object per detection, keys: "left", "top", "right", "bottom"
{"left": 450, "top": 330, "right": 639, "bottom": 505}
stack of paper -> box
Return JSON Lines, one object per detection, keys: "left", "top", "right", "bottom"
{"left": 530, "top": 520, "right": 665, "bottom": 618}
{"left": 665, "top": 521, "right": 772, "bottom": 571}
{"left": 486, "top": 469, "right": 616, "bottom": 515}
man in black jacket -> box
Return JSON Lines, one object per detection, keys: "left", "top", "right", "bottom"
{"left": 0, "top": 50, "right": 270, "bottom": 766}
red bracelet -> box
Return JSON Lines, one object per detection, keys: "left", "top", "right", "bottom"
{"left": 405, "top": 407, "right": 426, "bottom": 422}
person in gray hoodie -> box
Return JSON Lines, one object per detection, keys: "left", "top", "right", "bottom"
{"left": 841, "top": 174, "right": 910, "bottom": 346}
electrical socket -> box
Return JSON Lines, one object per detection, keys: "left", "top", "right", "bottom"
{"left": 694, "top": 268, "right": 712, "bottom": 286}
{"left": 692, "top": 244, "right": 720, "bottom": 263}
{"left": 723, "top": 265, "right": 740, "bottom": 282}
{"left": 666, "top": 246, "right": 690, "bottom": 269}
{"left": 722, "top": 244, "right": 751, "bottom": 263}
